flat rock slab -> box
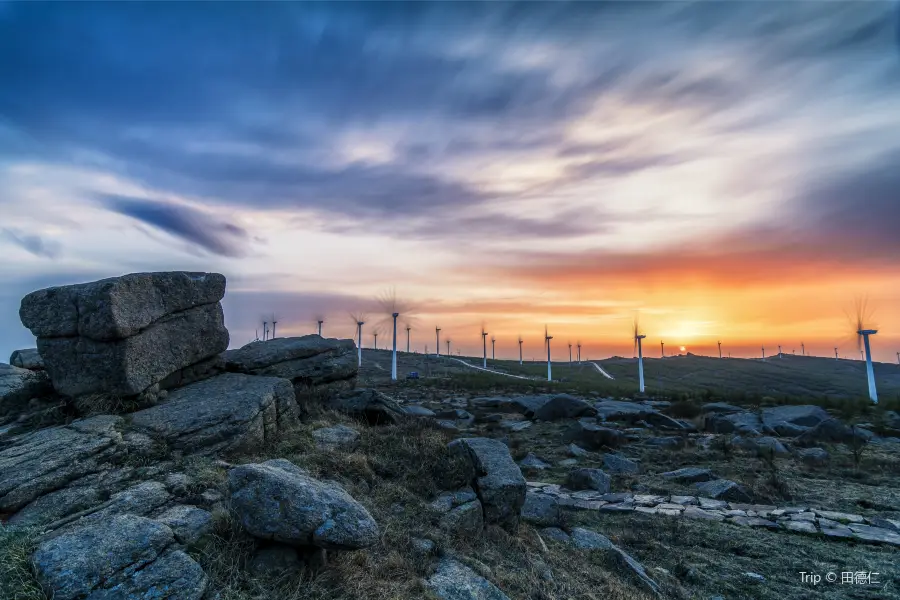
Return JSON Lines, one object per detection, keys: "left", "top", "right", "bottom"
{"left": 225, "top": 335, "right": 358, "bottom": 387}
{"left": 37, "top": 302, "right": 229, "bottom": 397}
{"left": 0, "top": 363, "right": 53, "bottom": 416}
{"left": 312, "top": 424, "right": 361, "bottom": 452}
{"left": 9, "top": 348, "right": 44, "bottom": 370}
{"left": 565, "top": 419, "right": 625, "bottom": 450}
{"left": 533, "top": 394, "right": 596, "bottom": 421}
{"left": 425, "top": 558, "right": 510, "bottom": 600}
{"left": 761, "top": 405, "right": 830, "bottom": 433}
{"left": 595, "top": 399, "right": 686, "bottom": 430}
{"left": 130, "top": 373, "right": 298, "bottom": 455}
{"left": 521, "top": 492, "right": 561, "bottom": 527}
{"left": 450, "top": 437, "right": 526, "bottom": 531}
{"left": 662, "top": 467, "right": 715, "bottom": 483}
{"left": 695, "top": 479, "right": 752, "bottom": 503}
{"left": 228, "top": 458, "right": 379, "bottom": 550}
{"left": 0, "top": 415, "right": 124, "bottom": 515}
{"left": 33, "top": 513, "right": 207, "bottom": 600}
{"left": 20, "top": 271, "right": 226, "bottom": 340}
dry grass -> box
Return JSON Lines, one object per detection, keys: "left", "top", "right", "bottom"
{"left": 0, "top": 525, "right": 43, "bottom": 600}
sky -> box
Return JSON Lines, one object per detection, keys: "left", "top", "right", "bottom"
{"left": 1, "top": 1, "right": 899, "bottom": 363}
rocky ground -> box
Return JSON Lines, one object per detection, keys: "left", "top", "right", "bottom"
{"left": 1, "top": 272, "right": 898, "bottom": 600}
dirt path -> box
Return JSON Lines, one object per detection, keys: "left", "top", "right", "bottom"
{"left": 589, "top": 361, "right": 615, "bottom": 380}
{"left": 442, "top": 356, "right": 541, "bottom": 381}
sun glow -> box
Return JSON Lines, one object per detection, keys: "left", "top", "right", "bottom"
{"left": 680, "top": 346, "right": 687, "bottom": 352}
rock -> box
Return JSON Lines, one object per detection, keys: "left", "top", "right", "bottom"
{"left": 533, "top": 394, "right": 596, "bottom": 421}
{"left": 698, "top": 497, "right": 728, "bottom": 510}
{"left": 411, "top": 537, "right": 436, "bottom": 556}
{"left": 224, "top": 335, "right": 358, "bottom": 391}
{"left": 33, "top": 514, "right": 207, "bottom": 600}
{"left": 130, "top": 373, "right": 298, "bottom": 455}
{"left": 761, "top": 405, "right": 830, "bottom": 435}
{"left": 9, "top": 348, "right": 44, "bottom": 370}
{"left": 0, "top": 363, "right": 54, "bottom": 417}
{"left": 570, "top": 527, "right": 614, "bottom": 550}
{"left": 425, "top": 558, "right": 510, "bottom": 600}
{"left": 701, "top": 402, "right": 743, "bottom": 414}
{"left": 518, "top": 452, "right": 551, "bottom": 471}
{"left": 521, "top": 492, "right": 561, "bottom": 527}
{"left": 33, "top": 286, "right": 228, "bottom": 397}
{"left": 7, "top": 484, "right": 104, "bottom": 527}
{"left": 595, "top": 399, "right": 686, "bottom": 430}
{"left": 540, "top": 527, "right": 571, "bottom": 543}
{"left": 815, "top": 510, "right": 864, "bottom": 523}
{"left": 797, "top": 447, "right": 829, "bottom": 465}
{"left": 470, "top": 395, "right": 549, "bottom": 417}
{"left": 165, "top": 473, "right": 193, "bottom": 496}
{"left": 0, "top": 415, "right": 125, "bottom": 517}
{"left": 885, "top": 410, "right": 900, "bottom": 431}
{"left": 403, "top": 405, "right": 436, "bottom": 418}
{"left": 312, "top": 424, "right": 360, "bottom": 452}
{"left": 670, "top": 495, "right": 698, "bottom": 505}
{"left": 704, "top": 411, "right": 761, "bottom": 435}
{"left": 430, "top": 488, "right": 479, "bottom": 513}
{"left": 155, "top": 505, "right": 213, "bottom": 546}
{"left": 695, "top": 480, "right": 752, "bottom": 503}
{"left": 565, "top": 419, "right": 625, "bottom": 450}
{"left": 848, "top": 524, "right": 900, "bottom": 545}
{"left": 566, "top": 468, "right": 611, "bottom": 493}
{"left": 783, "top": 520, "right": 817, "bottom": 534}
{"left": 796, "top": 419, "right": 873, "bottom": 446}
{"left": 738, "top": 435, "right": 789, "bottom": 457}
{"left": 327, "top": 388, "right": 406, "bottom": 425}
{"left": 567, "top": 443, "right": 590, "bottom": 457}
{"left": 228, "top": 458, "right": 379, "bottom": 550}
{"left": 645, "top": 436, "right": 683, "bottom": 448}
{"left": 682, "top": 506, "right": 725, "bottom": 521}
{"left": 249, "top": 544, "right": 303, "bottom": 577}
{"left": 603, "top": 453, "right": 639, "bottom": 474}
{"left": 568, "top": 527, "right": 661, "bottom": 594}
{"left": 500, "top": 420, "right": 532, "bottom": 432}
{"left": 661, "top": 467, "right": 715, "bottom": 483}
{"left": 439, "top": 500, "right": 484, "bottom": 536}
{"left": 436, "top": 409, "right": 476, "bottom": 427}
{"left": 449, "top": 438, "right": 526, "bottom": 531}
{"left": 729, "top": 516, "right": 778, "bottom": 528}
{"left": 866, "top": 517, "right": 900, "bottom": 532}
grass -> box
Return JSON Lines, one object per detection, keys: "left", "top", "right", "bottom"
{"left": 0, "top": 524, "right": 43, "bottom": 600}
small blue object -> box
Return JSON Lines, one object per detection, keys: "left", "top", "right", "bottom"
{"left": 407, "top": 372, "right": 419, "bottom": 379}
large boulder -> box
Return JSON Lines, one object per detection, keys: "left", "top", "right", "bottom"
{"left": 796, "top": 418, "right": 873, "bottom": 446}
{"left": 595, "top": 399, "right": 686, "bottom": 430}
{"left": 425, "top": 558, "right": 510, "bottom": 600}
{"left": 19, "top": 272, "right": 229, "bottom": 398}
{"left": 130, "top": 373, "right": 298, "bottom": 455}
{"left": 227, "top": 459, "right": 379, "bottom": 550}
{"left": 564, "top": 419, "right": 625, "bottom": 450}
{"left": 9, "top": 348, "right": 44, "bottom": 370}
{"left": 695, "top": 479, "right": 752, "bottom": 503}
{"left": 761, "top": 405, "right": 830, "bottom": 436}
{"left": 704, "top": 411, "right": 761, "bottom": 435}
{"left": 469, "top": 395, "right": 550, "bottom": 417}
{"left": 449, "top": 437, "right": 526, "bottom": 531}
{"left": 312, "top": 424, "right": 361, "bottom": 452}
{"left": 533, "top": 394, "right": 596, "bottom": 421}
{"left": 521, "top": 492, "right": 561, "bottom": 527}
{"left": 566, "top": 468, "right": 611, "bottom": 493}
{"left": 327, "top": 388, "right": 406, "bottom": 425}
{"left": 0, "top": 363, "right": 53, "bottom": 417}
{"left": 225, "top": 335, "right": 358, "bottom": 391}
{"left": 33, "top": 514, "right": 207, "bottom": 600}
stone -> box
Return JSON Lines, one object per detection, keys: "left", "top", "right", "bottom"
{"left": 518, "top": 452, "right": 551, "bottom": 470}
{"left": 533, "top": 394, "right": 596, "bottom": 421}
{"left": 448, "top": 438, "right": 526, "bottom": 531}
{"left": 249, "top": 544, "right": 303, "bottom": 577}
{"left": 698, "top": 497, "right": 728, "bottom": 510}
{"left": 797, "top": 447, "right": 829, "bottom": 465}
{"left": 565, "top": 419, "right": 625, "bottom": 450}
{"left": 748, "top": 436, "right": 790, "bottom": 456}
{"left": 426, "top": 558, "right": 510, "bottom": 600}
{"left": 761, "top": 405, "right": 830, "bottom": 435}
{"left": 645, "top": 436, "right": 683, "bottom": 448}
{"left": 847, "top": 523, "right": 900, "bottom": 545}
{"left": 7, "top": 484, "right": 104, "bottom": 527}
{"left": 500, "top": 420, "right": 532, "bottom": 432}
{"left": 130, "top": 373, "right": 298, "bottom": 455}
{"left": 796, "top": 419, "right": 872, "bottom": 446}
{"left": 155, "top": 505, "right": 213, "bottom": 546}
{"left": 540, "top": 527, "right": 571, "bottom": 543}
{"left": 570, "top": 527, "right": 615, "bottom": 550}
{"left": 403, "top": 405, "right": 436, "bottom": 418}
{"left": 603, "top": 453, "right": 639, "bottom": 474}
{"left": 469, "top": 395, "right": 549, "bottom": 417}
{"left": 521, "top": 492, "right": 561, "bottom": 527}
{"left": 633, "top": 495, "right": 667, "bottom": 507}
{"left": 783, "top": 520, "right": 817, "bottom": 534}
{"left": 9, "top": 348, "right": 44, "bottom": 370}
{"left": 0, "top": 415, "right": 124, "bottom": 516}
{"left": 567, "top": 443, "right": 590, "bottom": 457}
{"left": 411, "top": 538, "right": 436, "bottom": 556}
{"left": 601, "top": 492, "right": 633, "bottom": 503}
{"left": 729, "top": 516, "right": 778, "bottom": 528}
{"left": 439, "top": 500, "right": 484, "bottom": 536}
{"left": 695, "top": 480, "right": 752, "bottom": 503}
{"left": 312, "top": 424, "right": 360, "bottom": 452}
{"left": 704, "top": 411, "right": 761, "bottom": 435}
{"left": 568, "top": 528, "right": 660, "bottom": 595}
{"left": 566, "top": 468, "right": 610, "bottom": 493}
{"left": 224, "top": 335, "right": 358, "bottom": 390}
{"left": 327, "top": 388, "right": 406, "bottom": 425}
{"left": 682, "top": 506, "right": 725, "bottom": 521}
{"left": 866, "top": 517, "right": 900, "bottom": 532}
{"left": 656, "top": 503, "right": 685, "bottom": 511}
{"left": 815, "top": 510, "right": 864, "bottom": 523}
{"left": 436, "top": 409, "right": 476, "bottom": 426}
{"left": 430, "top": 488, "right": 479, "bottom": 513}
{"left": 557, "top": 458, "right": 578, "bottom": 467}
{"left": 662, "top": 467, "right": 715, "bottom": 483}
{"left": 821, "top": 523, "right": 854, "bottom": 538}
{"left": 790, "top": 512, "right": 817, "bottom": 522}
{"left": 36, "top": 301, "right": 228, "bottom": 398}
{"left": 227, "top": 458, "right": 379, "bottom": 550}
{"left": 701, "top": 402, "right": 743, "bottom": 414}
{"left": 0, "top": 363, "right": 53, "bottom": 417}
{"left": 595, "top": 399, "right": 686, "bottom": 430}
{"left": 670, "top": 495, "right": 698, "bottom": 505}
{"left": 33, "top": 514, "right": 207, "bottom": 600}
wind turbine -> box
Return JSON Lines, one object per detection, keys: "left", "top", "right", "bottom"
{"left": 778, "top": 345, "right": 782, "bottom": 358}
{"left": 263, "top": 320, "right": 268, "bottom": 341}
{"left": 373, "top": 329, "right": 379, "bottom": 350}
{"left": 660, "top": 341, "right": 665, "bottom": 358}
{"left": 518, "top": 335, "right": 524, "bottom": 365}
{"left": 633, "top": 317, "right": 646, "bottom": 393}
{"left": 351, "top": 313, "right": 366, "bottom": 367}
{"left": 896, "top": 351, "right": 899, "bottom": 365}
{"left": 391, "top": 312, "right": 399, "bottom": 380}
{"left": 577, "top": 340, "right": 582, "bottom": 363}
{"left": 801, "top": 342, "right": 805, "bottom": 356}
{"left": 271, "top": 314, "right": 277, "bottom": 339}
{"left": 405, "top": 324, "right": 411, "bottom": 353}
{"left": 849, "top": 297, "right": 878, "bottom": 403}
{"left": 316, "top": 317, "right": 324, "bottom": 337}
{"left": 568, "top": 341, "right": 573, "bottom": 365}
{"left": 446, "top": 339, "right": 451, "bottom": 356}
{"left": 835, "top": 347, "right": 839, "bottom": 361}
{"left": 491, "top": 336, "right": 496, "bottom": 360}
{"left": 481, "top": 326, "right": 489, "bottom": 369}
{"left": 435, "top": 327, "right": 441, "bottom": 357}
{"left": 545, "top": 325, "right": 553, "bottom": 382}
{"left": 718, "top": 340, "right": 722, "bottom": 359}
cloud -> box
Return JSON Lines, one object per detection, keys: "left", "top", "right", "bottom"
{"left": 100, "top": 195, "right": 250, "bottom": 257}
{"left": 0, "top": 228, "right": 61, "bottom": 258}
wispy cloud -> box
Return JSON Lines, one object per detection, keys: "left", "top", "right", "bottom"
{"left": 0, "top": 227, "right": 61, "bottom": 258}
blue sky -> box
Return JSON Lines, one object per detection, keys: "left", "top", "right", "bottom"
{"left": 2, "top": 2, "right": 899, "bottom": 361}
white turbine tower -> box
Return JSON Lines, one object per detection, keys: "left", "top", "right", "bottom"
{"left": 835, "top": 347, "right": 839, "bottom": 361}
{"left": 577, "top": 340, "right": 582, "bottom": 363}
{"left": 778, "top": 345, "right": 782, "bottom": 358}
{"left": 263, "top": 320, "right": 268, "bottom": 341}
{"left": 446, "top": 339, "right": 451, "bottom": 356}
{"left": 896, "top": 351, "right": 899, "bottom": 365}
{"left": 718, "top": 340, "right": 722, "bottom": 359}
{"left": 350, "top": 312, "right": 366, "bottom": 367}
{"left": 801, "top": 342, "right": 806, "bottom": 356}
{"left": 761, "top": 346, "right": 766, "bottom": 361}
{"left": 271, "top": 314, "right": 277, "bottom": 340}
{"left": 518, "top": 335, "right": 524, "bottom": 365}
{"left": 435, "top": 327, "right": 441, "bottom": 357}
{"left": 391, "top": 312, "right": 399, "bottom": 381}
{"left": 568, "top": 341, "right": 572, "bottom": 366}
{"left": 373, "top": 330, "right": 379, "bottom": 350}
{"left": 405, "top": 324, "right": 411, "bottom": 353}
{"left": 633, "top": 318, "right": 646, "bottom": 393}
{"left": 660, "top": 341, "right": 665, "bottom": 359}
{"left": 316, "top": 317, "right": 324, "bottom": 337}
{"left": 491, "top": 336, "right": 496, "bottom": 360}
{"left": 848, "top": 297, "right": 878, "bottom": 404}
{"left": 545, "top": 325, "right": 553, "bottom": 382}
{"left": 481, "top": 327, "right": 489, "bottom": 369}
